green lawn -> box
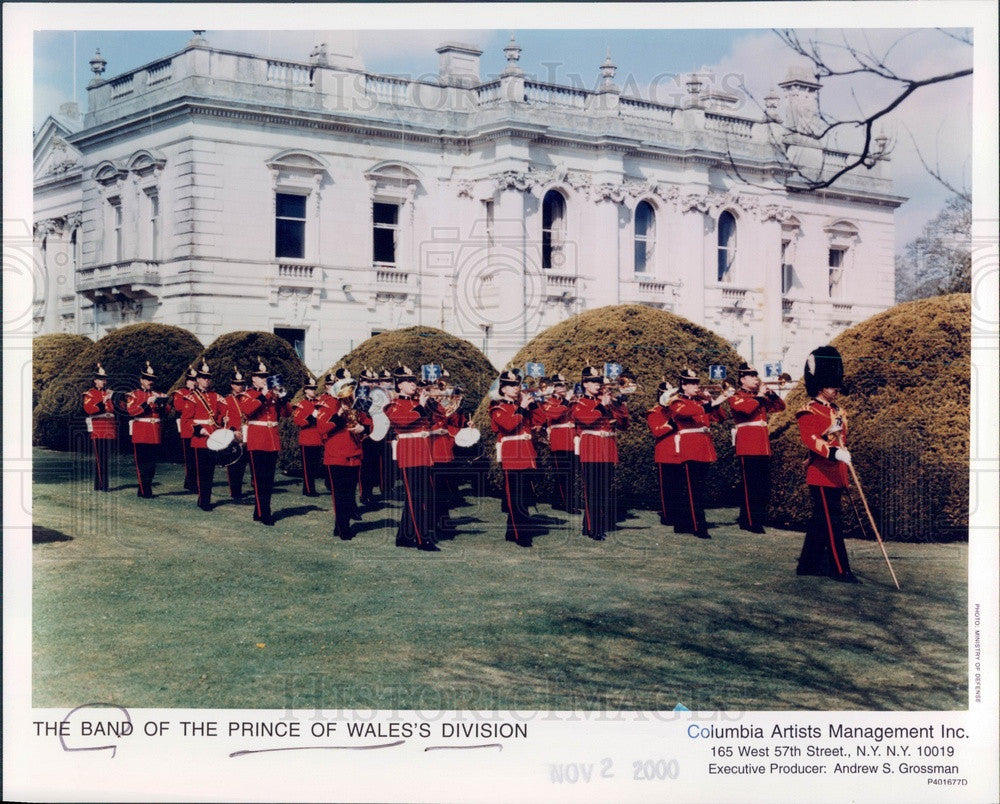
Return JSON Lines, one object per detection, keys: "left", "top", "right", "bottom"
{"left": 32, "top": 448, "right": 967, "bottom": 711}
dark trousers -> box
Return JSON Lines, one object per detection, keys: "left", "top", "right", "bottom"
{"left": 226, "top": 448, "right": 249, "bottom": 499}
{"left": 656, "top": 463, "right": 682, "bottom": 525}
{"left": 301, "top": 445, "right": 324, "bottom": 495}
{"left": 502, "top": 468, "right": 536, "bottom": 546}
{"left": 798, "top": 486, "right": 853, "bottom": 577}
{"left": 675, "top": 460, "right": 709, "bottom": 535}
{"left": 131, "top": 442, "right": 159, "bottom": 497}
{"left": 381, "top": 441, "right": 399, "bottom": 502}
{"left": 326, "top": 464, "right": 360, "bottom": 538}
{"left": 248, "top": 449, "right": 278, "bottom": 520}
{"left": 737, "top": 455, "right": 771, "bottom": 530}
{"left": 193, "top": 446, "right": 216, "bottom": 509}
{"left": 360, "top": 438, "right": 381, "bottom": 499}
{"left": 181, "top": 437, "right": 197, "bottom": 491}
{"left": 580, "top": 461, "right": 616, "bottom": 539}
{"left": 551, "top": 450, "right": 580, "bottom": 512}
{"left": 397, "top": 465, "right": 433, "bottom": 547}
{"left": 431, "top": 464, "right": 460, "bottom": 531}
{"left": 91, "top": 438, "right": 113, "bottom": 492}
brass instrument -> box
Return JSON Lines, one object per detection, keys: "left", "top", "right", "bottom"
{"left": 700, "top": 379, "right": 733, "bottom": 394}
{"left": 760, "top": 372, "right": 793, "bottom": 390}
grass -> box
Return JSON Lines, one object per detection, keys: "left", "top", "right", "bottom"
{"left": 32, "top": 448, "right": 967, "bottom": 711}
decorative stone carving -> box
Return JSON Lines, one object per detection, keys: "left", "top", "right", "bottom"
{"left": 493, "top": 170, "right": 537, "bottom": 192}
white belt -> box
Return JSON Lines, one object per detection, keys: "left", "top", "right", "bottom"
{"left": 193, "top": 419, "right": 213, "bottom": 425}
{"left": 735, "top": 421, "right": 768, "bottom": 429}
{"left": 87, "top": 413, "right": 114, "bottom": 419}
{"left": 496, "top": 433, "right": 532, "bottom": 463}
{"left": 549, "top": 422, "right": 575, "bottom": 430}
{"left": 429, "top": 428, "right": 449, "bottom": 436}
{"left": 579, "top": 429, "right": 616, "bottom": 438}
{"left": 397, "top": 431, "right": 430, "bottom": 439}
{"left": 674, "top": 426, "right": 709, "bottom": 451}
{"left": 248, "top": 421, "right": 278, "bottom": 428}
{"left": 133, "top": 417, "right": 159, "bottom": 423}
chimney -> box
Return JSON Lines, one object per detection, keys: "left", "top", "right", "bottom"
{"left": 436, "top": 42, "right": 483, "bottom": 88}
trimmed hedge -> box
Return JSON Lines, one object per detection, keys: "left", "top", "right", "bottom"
{"left": 33, "top": 324, "right": 202, "bottom": 452}
{"left": 768, "top": 293, "right": 970, "bottom": 541}
{"left": 472, "top": 304, "right": 746, "bottom": 505}
{"left": 32, "top": 334, "right": 92, "bottom": 409}
{"left": 170, "top": 331, "right": 310, "bottom": 476}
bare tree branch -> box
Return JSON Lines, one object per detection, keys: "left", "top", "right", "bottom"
{"left": 905, "top": 128, "right": 972, "bottom": 204}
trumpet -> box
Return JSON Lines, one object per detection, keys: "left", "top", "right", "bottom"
{"left": 266, "top": 373, "right": 287, "bottom": 398}
{"left": 760, "top": 372, "right": 793, "bottom": 389}
{"left": 699, "top": 379, "right": 733, "bottom": 394}
{"left": 606, "top": 376, "right": 641, "bottom": 395}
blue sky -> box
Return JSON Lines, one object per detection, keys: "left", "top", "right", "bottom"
{"left": 34, "top": 28, "right": 974, "bottom": 252}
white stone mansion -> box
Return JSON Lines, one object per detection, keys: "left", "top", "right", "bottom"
{"left": 33, "top": 32, "right": 904, "bottom": 374}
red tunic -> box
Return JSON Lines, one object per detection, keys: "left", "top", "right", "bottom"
{"left": 542, "top": 395, "right": 577, "bottom": 452}
{"left": 125, "top": 389, "right": 164, "bottom": 444}
{"left": 171, "top": 388, "right": 194, "bottom": 438}
{"left": 728, "top": 390, "right": 785, "bottom": 456}
{"left": 489, "top": 400, "right": 543, "bottom": 470}
{"left": 292, "top": 397, "right": 323, "bottom": 447}
{"left": 316, "top": 398, "right": 372, "bottom": 466}
{"left": 645, "top": 405, "right": 680, "bottom": 464}
{"left": 182, "top": 390, "right": 227, "bottom": 448}
{"left": 82, "top": 387, "right": 117, "bottom": 440}
{"left": 796, "top": 399, "right": 850, "bottom": 488}
{"left": 238, "top": 388, "right": 290, "bottom": 452}
{"left": 570, "top": 395, "right": 629, "bottom": 463}
{"left": 222, "top": 393, "right": 246, "bottom": 435}
{"left": 427, "top": 399, "right": 467, "bottom": 464}
{"left": 385, "top": 396, "right": 433, "bottom": 468}
{"left": 667, "top": 395, "right": 725, "bottom": 463}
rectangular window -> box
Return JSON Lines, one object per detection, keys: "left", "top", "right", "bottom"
{"left": 484, "top": 200, "right": 495, "bottom": 248}
{"left": 275, "top": 193, "right": 307, "bottom": 259}
{"left": 146, "top": 190, "right": 160, "bottom": 260}
{"left": 829, "top": 247, "right": 845, "bottom": 297}
{"left": 373, "top": 202, "right": 399, "bottom": 265}
{"left": 109, "top": 197, "right": 123, "bottom": 262}
{"left": 781, "top": 240, "right": 794, "bottom": 294}
{"left": 274, "top": 327, "right": 305, "bottom": 360}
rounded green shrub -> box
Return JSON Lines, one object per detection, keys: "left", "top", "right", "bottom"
{"left": 768, "top": 294, "right": 970, "bottom": 541}
{"left": 32, "top": 333, "right": 92, "bottom": 409}
{"left": 33, "top": 324, "right": 202, "bottom": 452}
{"left": 471, "top": 304, "right": 746, "bottom": 505}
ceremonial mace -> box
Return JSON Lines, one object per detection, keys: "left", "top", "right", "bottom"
{"left": 847, "top": 463, "right": 901, "bottom": 590}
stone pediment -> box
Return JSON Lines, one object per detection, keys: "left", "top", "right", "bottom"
{"left": 33, "top": 118, "right": 83, "bottom": 180}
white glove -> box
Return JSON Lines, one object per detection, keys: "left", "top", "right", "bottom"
{"left": 659, "top": 387, "right": 677, "bottom": 406}
{"left": 834, "top": 448, "right": 852, "bottom": 465}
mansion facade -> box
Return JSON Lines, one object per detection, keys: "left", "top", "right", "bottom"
{"left": 33, "top": 32, "right": 904, "bottom": 374}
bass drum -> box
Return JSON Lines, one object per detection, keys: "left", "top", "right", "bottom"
{"left": 453, "top": 427, "right": 481, "bottom": 448}
{"left": 206, "top": 428, "right": 244, "bottom": 466}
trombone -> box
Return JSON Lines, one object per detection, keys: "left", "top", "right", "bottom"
{"left": 760, "top": 372, "right": 793, "bottom": 390}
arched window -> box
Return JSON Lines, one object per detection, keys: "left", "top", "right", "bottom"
{"left": 542, "top": 190, "right": 566, "bottom": 270}
{"left": 717, "top": 210, "right": 737, "bottom": 283}
{"left": 634, "top": 200, "right": 656, "bottom": 273}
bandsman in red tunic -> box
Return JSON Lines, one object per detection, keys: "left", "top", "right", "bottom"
{"left": 727, "top": 363, "right": 786, "bottom": 534}
{"left": 221, "top": 366, "right": 251, "bottom": 502}
{"left": 316, "top": 376, "right": 372, "bottom": 539}
{"left": 385, "top": 364, "right": 439, "bottom": 550}
{"left": 645, "top": 379, "right": 681, "bottom": 527}
{"left": 181, "top": 361, "right": 227, "bottom": 511}
{"left": 541, "top": 373, "right": 581, "bottom": 514}
{"left": 82, "top": 362, "right": 117, "bottom": 492}
{"left": 239, "top": 357, "right": 291, "bottom": 526}
{"left": 490, "top": 369, "right": 546, "bottom": 548}
{"left": 570, "top": 365, "right": 630, "bottom": 541}
{"left": 427, "top": 369, "right": 468, "bottom": 540}
{"left": 667, "top": 368, "right": 730, "bottom": 539}
{"left": 376, "top": 367, "right": 399, "bottom": 500}
{"left": 292, "top": 373, "right": 324, "bottom": 497}
{"left": 795, "top": 345, "right": 859, "bottom": 583}
{"left": 125, "top": 361, "right": 168, "bottom": 498}
{"left": 171, "top": 367, "right": 199, "bottom": 492}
